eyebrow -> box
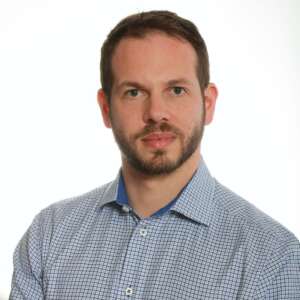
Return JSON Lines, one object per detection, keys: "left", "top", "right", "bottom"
{"left": 115, "top": 81, "right": 146, "bottom": 92}
{"left": 115, "top": 78, "right": 193, "bottom": 92}
{"left": 167, "top": 78, "right": 193, "bottom": 86}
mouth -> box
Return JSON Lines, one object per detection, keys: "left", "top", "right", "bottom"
{"left": 141, "top": 132, "right": 176, "bottom": 149}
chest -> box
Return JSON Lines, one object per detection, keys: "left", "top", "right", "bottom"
{"left": 42, "top": 211, "right": 262, "bottom": 299}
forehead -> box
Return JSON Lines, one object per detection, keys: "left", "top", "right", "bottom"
{"left": 111, "top": 32, "right": 199, "bottom": 88}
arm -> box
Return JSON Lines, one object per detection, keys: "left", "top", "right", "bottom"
{"left": 9, "top": 214, "right": 44, "bottom": 300}
{"left": 256, "top": 235, "right": 300, "bottom": 299}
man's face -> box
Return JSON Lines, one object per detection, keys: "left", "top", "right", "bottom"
{"left": 99, "top": 32, "right": 216, "bottom": 175}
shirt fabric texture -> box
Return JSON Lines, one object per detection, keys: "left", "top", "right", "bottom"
{"left": 10, "top": 161, "right": 300, "bottom": 299}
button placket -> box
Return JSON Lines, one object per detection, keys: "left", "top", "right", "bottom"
{"left": 139, "top": 219, "right": 151, "bottom": 238}
{"left": 117, "top": 220, "right": 153, "bottom": 299}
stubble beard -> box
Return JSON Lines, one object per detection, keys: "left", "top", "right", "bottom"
{"left": 110, "top": 118, "right": 205, "bottom": 176}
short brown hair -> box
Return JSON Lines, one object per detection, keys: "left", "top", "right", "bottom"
{"left": 100, "top": 10, "right": 210, "bottom": 102}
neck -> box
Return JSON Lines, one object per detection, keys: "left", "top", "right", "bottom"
{"left": 121, "top": 150, "right": 201, "bottom": 218}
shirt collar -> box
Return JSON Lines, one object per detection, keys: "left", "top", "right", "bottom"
{"left": 170, "top": 160, "right": 216, "bottom": 226}
{"left": 98, "top": 159, "right": 216, "bottom": 226}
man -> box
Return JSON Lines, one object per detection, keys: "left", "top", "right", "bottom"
{"left": 10, "top": 10, "right": 300, "bottom": 299}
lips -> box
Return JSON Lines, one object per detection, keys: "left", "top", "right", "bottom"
{"left": 141, "top": 132, "right": 176, "bottom": 149}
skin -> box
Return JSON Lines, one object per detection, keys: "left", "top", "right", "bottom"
{"left": 98, "top": 32, "right": 218, "bottom": 218}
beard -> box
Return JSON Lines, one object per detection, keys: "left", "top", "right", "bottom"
{"left": 110, "top": 116, "right": 205, "bottom": 176}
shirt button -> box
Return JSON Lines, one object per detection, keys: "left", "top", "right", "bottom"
{"left": 140, "top": 228, "right": 147, "bottom": 237}
{"left": 125, "top": 287, "right": 133, "bottom": 296}
{"left": 122, "top": 205, "right": 131, "bottom": 213}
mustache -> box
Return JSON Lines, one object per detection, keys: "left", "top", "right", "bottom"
{"left": 134, "top": 122, "right": 182, "bottom": 140}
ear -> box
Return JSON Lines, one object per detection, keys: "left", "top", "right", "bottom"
{"left": 97, "top": 89, "right": 112, "bottom": 128}
{"left": 203, "top": 83, "right": 218, "bottom": 125}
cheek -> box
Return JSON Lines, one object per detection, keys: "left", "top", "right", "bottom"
{"left": 113, "top": 110, "right": 143, "bottom": 136}
{"left": 176, "top": 105, "right": 203, "bottom": 129}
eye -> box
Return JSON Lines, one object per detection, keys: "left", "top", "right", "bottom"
{"left": 125, "top": 89, "right": 140, "bottom": 97}
{"left": 171, "top": 86, "right": 186, "bottom": 96}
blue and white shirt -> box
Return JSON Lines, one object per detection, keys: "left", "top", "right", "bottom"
{"left": 10, "top": 161, "right": 300, "bottom": 299}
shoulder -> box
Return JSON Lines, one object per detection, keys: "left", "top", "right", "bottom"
{"left": 213, "top": 181, "right": 300, "bottom": 297}
{"left": 21, "top": 180, "right": 117, "bottom": 263}
{"left": 34, "top": 180, "right": 115, "bottom": 232}
{"left": 213, "top": 180, "right": 298, "bottom": 245}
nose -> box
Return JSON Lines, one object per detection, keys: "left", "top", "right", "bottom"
{"left": 142, "top": 94, "right": 170, "bottom": 124}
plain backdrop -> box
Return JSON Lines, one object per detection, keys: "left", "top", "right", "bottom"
{"left": 0, "top": 0, "right": 299, "bottom": 298}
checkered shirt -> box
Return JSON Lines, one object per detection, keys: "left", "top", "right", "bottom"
{"left": 10, "top": 161, "right": 300, "bottom": 299}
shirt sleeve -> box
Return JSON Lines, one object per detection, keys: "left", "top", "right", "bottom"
{"left": 256, "top": 235, "right": 300, "bottom": 299}
{"left": 9, "top": 213, "right": 44, "bottom": 300}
